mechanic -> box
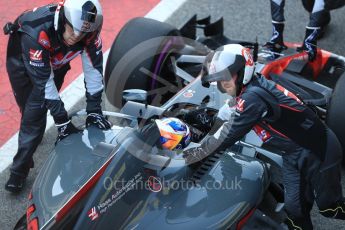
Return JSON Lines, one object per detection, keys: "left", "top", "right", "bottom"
{"left": 4, "top": 0, "right": 111, "bottom": 193}
{"left": 265, "top": 0, "right": 345, "bottom": 61}
{"left": 183, "top": 44, "right": 345, "bottom": 229}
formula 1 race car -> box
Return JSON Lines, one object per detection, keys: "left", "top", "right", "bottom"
{"left": 15, "top": 16, "right": 345, "bottom": 230}
{"left": 103, "top": 15, "right": 345, "bottom": 166}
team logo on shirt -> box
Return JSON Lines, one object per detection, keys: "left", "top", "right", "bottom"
{"left": 253, "top": 125, "right": 272, "bottom": 142}
{"left": 236, "top": 98, "right": 245, "bottom": 113}
{"left": 29, "top": 49, "right": 44, "bottom": 67}
{"left": 29, "top": 49, "right": 43, "bottom": 61}
{"left": 38, "top": 31, "right": 51, "bottom": 50}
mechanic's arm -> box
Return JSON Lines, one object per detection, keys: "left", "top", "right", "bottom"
{"left": 21, "top": 34, "right": 80, "bottom": 141}
{"left": 183, "top": 93, "right": 268, "bottom": 163}
{"left": 204, "top": 93, "right": 267, "bottom": 152}
{"left": 82, "top": 33, "right": 111, "bottom": 129}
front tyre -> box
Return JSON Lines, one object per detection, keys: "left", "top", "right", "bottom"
{"left": 104, "top": 17, "right": 183, "bottom": 109}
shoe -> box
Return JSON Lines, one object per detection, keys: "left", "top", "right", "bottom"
{"left": 5, "top": 173, "right": 25, "bottom": 193}
{"left": 284, "top": 216, "right": 313, "bottom": 230}
{"left": 320, "top": 200, "right": 345, "bottom": 219}
{"left": 264, "top": 41, "right": 287, "bottom": 53}
{"left": 265, "top": 22, "right": 288, "bottom": 53}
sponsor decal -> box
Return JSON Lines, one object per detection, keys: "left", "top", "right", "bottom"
{"left": 183, "top": 89, "right": 195, "bottom": 98}
{"left": 29, "top": 49, "right": 43, "bottom": 61}
{"left": 147, "top": 176, "right": 162, "bottom": 193}
{"left": 242, "top": 48, "right": 254, "bottom": 66}
{"left": 56, "top": 0, "right": 64, "bottom": 13}
{"left": 87, "top": 207, "right": 99, "bottom": 221}
{"left": 29, "top": 61, "right": 44, "bottom": 67}
{"left": 38, "top": 31, "right": 51, "bottom": 50}
{"left": 98, "top": 173, "right": 143, "bottom": 215}
{"left": 236, "top": 98, "right": 245, "bottom": 113}
{"left": 253, "top": 125, "right": 271, "bottom": 142}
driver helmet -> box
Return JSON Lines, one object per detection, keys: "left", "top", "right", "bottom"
{"left": 201, "top": 44, "right": 255, "bottom": 96}
{"left": 155, "top": 117, "right": 191, "bottom": 150}
{"left": 54, "top": 0, "right": 103, "bottom": 42}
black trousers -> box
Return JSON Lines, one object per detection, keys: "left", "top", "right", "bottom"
{"left": 271, "top": 0, "right": 332, "bottom": 27}
{"left": 265, "top": 128, "right": 343, "bottom": 227}
{"left": 6, "top": 32, "right": 69, "bottom": 177}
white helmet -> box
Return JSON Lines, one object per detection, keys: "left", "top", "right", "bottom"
{"left": 202, "top": 44, "right": 255, "bottom": 95}
{"left": 54, "top": 0, "right": 103, "bottom": 36}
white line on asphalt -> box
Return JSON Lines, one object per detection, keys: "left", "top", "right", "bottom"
{"left": 0, "top": 0, "right": 188, "bottom": 173}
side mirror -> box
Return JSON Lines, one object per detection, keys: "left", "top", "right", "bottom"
{"left": 122, "top": 89, "right": 148, "bottom": 103}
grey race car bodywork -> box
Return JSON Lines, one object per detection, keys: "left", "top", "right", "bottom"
{"left": 25, "top": 76, "right": 273, "bottom": 230}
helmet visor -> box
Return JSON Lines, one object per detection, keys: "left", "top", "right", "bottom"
{"left": 63, "top": 22, "right": 87, "bottom": 46}
{"left": 202, "top": 53, "right": 246, "bottom": 84}
{"left": 65, "top": 20, "right": 88, "bottom": 38}
{"left": 202, "top": 67, "right": 234, "bottom": 83}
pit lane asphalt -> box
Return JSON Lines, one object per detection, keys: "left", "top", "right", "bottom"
{"left": 1, "top": 1, "right": 345, "bottom": 229}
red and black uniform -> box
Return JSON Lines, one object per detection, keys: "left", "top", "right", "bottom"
{"left": 196, "top": 74, "right": 343, "bottom": 227}
{"left": 6, "top": 4, "right": 104, "bottom": 177}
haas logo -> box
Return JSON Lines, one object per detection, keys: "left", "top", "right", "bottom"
{"left": 147, "top": 176, "right": 162, "bottom": 193}
{"left": 236, "top": 98, "right": 245, "bottom": 113}
{"left": 87, "top": 207, "right": 99, "bottom": 221}
{"left": 242, "top": 48, "right": 254, "bottom": 67}
{"left": 29, "top": 49, "right": 43, "bottom": 61}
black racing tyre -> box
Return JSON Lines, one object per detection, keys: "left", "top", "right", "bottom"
{"left": 104, "top": 17, "right": 183, "bottom": 108}
{"left": 326, "top": 72, "right": 345, "bottom": 166}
